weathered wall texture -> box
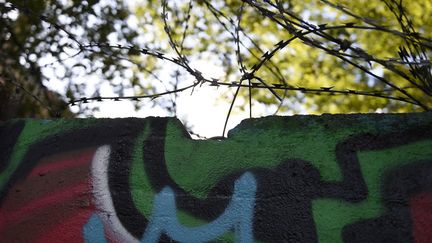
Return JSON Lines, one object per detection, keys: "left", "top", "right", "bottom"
{"left": 0, "top": 113, "right": 431, "bottom": 243}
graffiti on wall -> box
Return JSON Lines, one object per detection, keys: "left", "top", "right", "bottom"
{"left": 0, "top": 113, "right": 432, "bottom": 242}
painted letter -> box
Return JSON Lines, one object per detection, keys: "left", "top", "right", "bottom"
{"left": 141, "top": 172, "right": 257, "bottom": 243}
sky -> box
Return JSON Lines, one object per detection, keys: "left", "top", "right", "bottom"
{"left": 40, "top": 46, "right": 286, "bottom": 138}
{"left": 35, "top": 0, "right": 307, "bottom": 138}
{"left": 63, "top": 59, "right": 291, "bottom": 138}
{"left": 37, "top": 0, "right": 299, "bottom": 138}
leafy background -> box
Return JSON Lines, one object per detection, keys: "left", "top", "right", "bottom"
{"left": 1, "top": 0, "right": 431, "bottom": 136}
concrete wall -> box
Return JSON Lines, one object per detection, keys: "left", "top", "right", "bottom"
{"left": 0, "top": 113, "right": 431, "bottom": 243}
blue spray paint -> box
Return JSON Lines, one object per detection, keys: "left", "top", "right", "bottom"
{"left": 83, "top": 213, "right": 108, "bottom": 243}
{"left": 141, "top": 172, "right": 257, "bottom": 243}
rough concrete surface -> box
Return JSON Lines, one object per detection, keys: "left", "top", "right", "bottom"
{"left": 0, "top": 113, "right": 431, "bottom": 242}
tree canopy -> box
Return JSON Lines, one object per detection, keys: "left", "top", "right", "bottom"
{"left": 1, "top": 0, "right": 137, "bottom": 118}
{"left": 1, "top": 0, "right": 431, "bottom": 130}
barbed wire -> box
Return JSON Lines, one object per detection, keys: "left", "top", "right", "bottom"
{"left": 2, "top": 0, "right": 432, "bottom": 135}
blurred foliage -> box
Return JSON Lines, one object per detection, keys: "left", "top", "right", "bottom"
{"left": 130, "top": 0, "right": 432, "bottom": 114}
{"left": 0, "top": 0, "right": 137, "bottom": 119}
{"left": 1, "top": 0, "right": 431, "bottom": 121}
